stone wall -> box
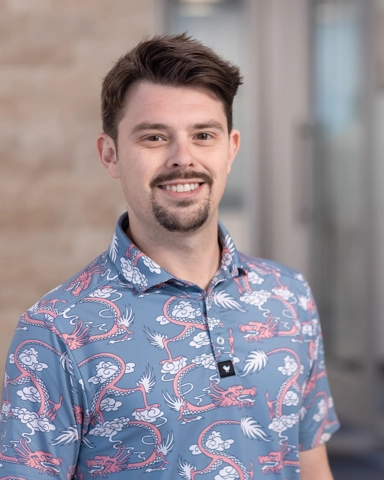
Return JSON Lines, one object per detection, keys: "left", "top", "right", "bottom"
{"left": 0, "top": 0, "right": 156, "bottom": 381}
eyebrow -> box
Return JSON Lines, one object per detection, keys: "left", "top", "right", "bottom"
{"left": 130, "top": 120, "right": 225, "bottom": 135}
{"left": 131, "top": 122, "right": 170, "bottom": 135}
{"left": 192, "top": 121, "right": 225, "bottom": 132}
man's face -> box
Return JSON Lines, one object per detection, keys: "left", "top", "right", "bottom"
{"left": 98, "top": 82, "right": 240, "bottom": 235}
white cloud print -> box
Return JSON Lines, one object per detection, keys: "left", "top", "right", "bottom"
{"left": 2, "top": 401, "right": 11, "bottom": 417}
{"left": 125, "top": 363, "right": 135, "bottom": 374}
{"left": 156, "top": 315, "right": 169, "bottom": 325}
{"left": 120, "top": 257, "right": 148, "bottom": 288}
{"left": 205, "top": 431, "right": 234, "bottom": 452}
{"left": 283, "top": 391, "right": 299, "bottom": 406}
{"left": 132, "top": 406, "right": 164, "bottom": 423}
{"left": 142, "top": 256, "right": 161, "bottom": 274}
{"left": 207, "top": 317, "right": 221, "bottom": 330}
{"left": 313, "top": 398, "right": 327, "bottom": 422}
{"left": 19, "top": 348, "right": 48, "bottom": 372}
{"left": 302, "top": 322, "right": 314, "bottom": 336}
{"left": 298, "top": 295, "right": 310, "bottom": 311}
{"left": 89, "top": 416, "right": 130, "bottom": 439}
{"left": 321, "top": 433, "right": 331, "bottom": 443}
{"left": 17, "top": 386, "right": 41, "bottom": 403}
{"left": 88, "top": 361, "right": 119, "bottom": 385}
{"left": 161, "top": 357, "right": 187, "bottom": 375}
{"left": 100, "top": 398, "right": 122, "bottom": 412}
{"left": 189, "top": 444, "right": 202, "bottom": 455}
{"left": 248, "top": 271, "right": 264, "bottom": 285}
{"left": 12, "top": 407, "right": 55, "bottom": 433}
{"left": 278, "top": 356, "right": 299, "bottom": 376}
{"left": 272, "top": 288, "right": 294, "bottom": 300}
{"left": 192, "top": 353, "right": 216, "bottom": 370}
{"left": 214, "top": 465, "right": 240, "bottom": 480}
{"left": 89, "top": 287, "right": 116, "bottom": 298}
{"left": 268, "top": 413, "right": 299, "bottom": 433}
{"left": 239, "top": 290, "right": 271, "bottom": 307}
{"left": 189, "top": 332, "right": 210, "bottom": 348}
{"left": 172, "top": 301, "right": 201, "bottom": 319}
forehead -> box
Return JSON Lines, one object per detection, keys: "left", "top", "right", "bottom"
{"left": 120, "top": 81, "right": 226, "bottom": 126}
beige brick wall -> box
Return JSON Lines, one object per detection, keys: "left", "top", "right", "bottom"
{"left": 0, "top": 0, "right": 156, "bottom": 381}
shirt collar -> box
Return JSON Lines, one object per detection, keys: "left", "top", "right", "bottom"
{"left": 108, "top": 212, "right": 247, "bottom": 293}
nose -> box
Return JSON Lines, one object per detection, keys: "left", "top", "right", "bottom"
{"left": 165, "top": 136, "right": 196, "bottom": 169}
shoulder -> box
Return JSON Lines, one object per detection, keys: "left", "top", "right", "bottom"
{"left": 21, "top": 248, "right": 123, "bottom": 335}
{"left": 240, "top": 253, "right": 310, "bottom": 290}
{"left": 38, "top": 251, "right": 111, "bottom": 302}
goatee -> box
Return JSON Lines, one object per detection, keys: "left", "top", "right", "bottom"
{"left": 150, "top": 171, "right": 212, "bottom": 233}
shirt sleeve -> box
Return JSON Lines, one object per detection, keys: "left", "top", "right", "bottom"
{"left": 0, "top": 313, "right": 85, "bottom": 479}
{"left": 297, "top": 279, "right": 340, "bottom": 451}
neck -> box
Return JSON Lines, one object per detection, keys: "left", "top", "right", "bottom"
{"left": 126, "top": 214, "right": 221, "bottom": 291}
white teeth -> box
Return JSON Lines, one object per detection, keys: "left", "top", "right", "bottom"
{"left": 163, "top": 183, "right": 200, "bottom": 192}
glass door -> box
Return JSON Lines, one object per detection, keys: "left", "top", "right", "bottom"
{"left": 311, "top": 0, "right": 381, "bottom": 438}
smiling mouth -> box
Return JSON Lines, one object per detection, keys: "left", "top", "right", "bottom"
{"left": 159, "top": 182, "right": 202, "bottom": 193}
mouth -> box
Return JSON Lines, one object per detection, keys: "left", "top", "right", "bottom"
{"left": 42, "top": 462, "right": 61, "bottom": 473}
{"left": 261, "top": 462, "right": 278, "bottom": 470}
{"left": 89, "top": 465, "right": 104, "bottom": 473}
{"left": 238, "top": 393, "right": 256, "bottom": 401}
{"left": 159, "top": 182, "right": 202, "bottom": 193}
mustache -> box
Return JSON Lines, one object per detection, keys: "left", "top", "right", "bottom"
{"left": 150, "top": 171, "right": 213, "bottom": 189}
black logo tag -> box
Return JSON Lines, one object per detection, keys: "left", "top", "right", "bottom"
{"left": 218, "top": 360, "right": 236, "bottom": 378}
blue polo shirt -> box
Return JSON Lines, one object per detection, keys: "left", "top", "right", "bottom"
{"left": 0, "top": 213, "right": 339, "bottom": 479}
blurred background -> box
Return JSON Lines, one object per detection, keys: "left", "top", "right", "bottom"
{"left": 1, "top": 0, "right": 384, "bottom": 477}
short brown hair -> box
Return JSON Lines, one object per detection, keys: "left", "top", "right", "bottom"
{"left": 101, "top": 33, "right": 243, "bottom": 142}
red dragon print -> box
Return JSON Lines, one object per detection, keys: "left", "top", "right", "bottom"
{"left": 65, "top": 261, "right": 106, "bottom": 296}
{"left": 239, "top": 316, "right": 279, "bottom": 342}
{"left": 264, "top": 349, "right": 302, "bottom": 420}
{"left": 178, "top": 417, "right": 270, "bottom": 479}
{"left": 86, "top": 423, "right": 174, "bottom": 476}
{"left": 239, "top": 291, "right": 300, "bottom": 341}
{"left": 164, "top": 362, "right": 257, "bottom": 422}
{"left": 303, "top": 391, "right": 339, "bottom": 447}
{"left": 0, "top": 438, "right": 62, "bottom": 476}
{"left": 78, "top": 353, "right": 159, "bottom": 424}
{"left": 258, "top": 442, "right": 299, "bottom": 474}
{"left": 21, "top": 298, "right": 66, "bottom": 330}
{"left": 85, "top": 444, "right": 130, "bottom": 478}
{"left": 60, "top": 298, "right": 134, "bottom": 350}
{"left": 145, "top": 295, "right": 213, "bottom": 364}
{"left": 0, "top": 477, "right": 27, "bottom": 480}
{"left": 5, "top": 340, "right": 64, "bottom": 422}
{"left": 234, "top": 258, "right": 289, "bottom": 295}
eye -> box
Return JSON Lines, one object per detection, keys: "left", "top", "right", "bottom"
{"left": 195, "top": 133, "right": 212, "bottom": 141}
{"left": 145, "top": 135, "right": 163, "bottom": 142}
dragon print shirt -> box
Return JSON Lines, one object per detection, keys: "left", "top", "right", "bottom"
{"left": 0, "top": 213, "right": 339, "bottom": 479}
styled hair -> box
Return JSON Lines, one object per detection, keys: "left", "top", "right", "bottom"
{"left": 101, "top": 33, "right": 243, "bottom": 142}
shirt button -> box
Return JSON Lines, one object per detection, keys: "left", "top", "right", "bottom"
{"left": 216, "top": 336, "right": 225, "bottom": 346}
{"left": 206, "top": 296, "right": 212, "bottom": 308}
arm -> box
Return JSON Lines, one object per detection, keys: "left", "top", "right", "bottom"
{"left": 300, "top": 444, "right": 334, "bottom": 480}
{"left": 0, "top": 316, "right": 82, "bottom": 479}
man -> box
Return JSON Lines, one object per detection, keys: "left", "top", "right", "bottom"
{"left": 0, "top": 34, "right": 339, "bottom": 479}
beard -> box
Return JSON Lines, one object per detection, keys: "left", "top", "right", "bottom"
{"left": 151, "top": 197, "right": 211, "bottom": 232}
{"left": 150, "top": 171, "right": 213, "bottom": 233}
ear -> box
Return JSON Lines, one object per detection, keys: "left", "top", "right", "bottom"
{"left": 227, "top": 129, "right": 240, "bottom": 174}
{"left": 96, "top": 133, "right": 119, "bottom": 179}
